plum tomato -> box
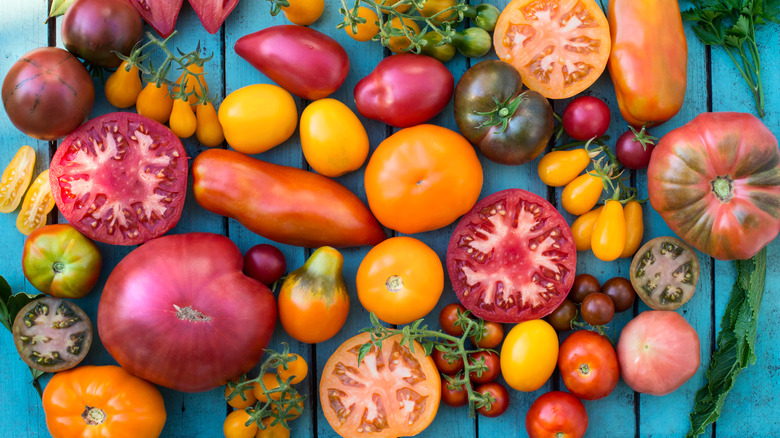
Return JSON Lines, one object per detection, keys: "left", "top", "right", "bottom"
{"left": 580, "top": 293, "right": 614, "bottom": 325}
{"left": 475, "top": 382, "right": 510, "bottom": 417}
{"left": 562, "top": 96, "right": 611, "bottom": 141}
{"left": 439, "top": 303, "right": 469, "bottom": 336}
{"left": 630, "top": 236, "right": 699, "bottom": 310}
{"left": 500, "top": 319, "right": 559, "bottom": 392}
{"left": 471, "top": 321, "right": 504, "bottom": 349}
{"left": 615, "top": 126, "right": 657, "bottom": 170}
{"left": 468, "top": 351, "right": 501, "bottom": 384}
{"left": 601, "top": 277, "right": 636, "bottom": 312}
{"left": 526, "top": 391, "right": 588, "bottom": 438}
{"left": 558, "top": 330, "right": 619, "bottom": 400}
{"left": 447, "top": 189, "right": 576, "bottom": 323}
{"left": 243, "top": 244, "right": 287, "bottom": 286}
{"left": 61, "top": 0, "right": 143, "bottom": 68}
{"left": 12, "top": 297, "right": 93, "bottom": 373}
{"left": 569, "top": 274, "right": 600, "bottom": 304}
{"left": 432, "top": 346, "right": 465, "bottom": 375}
{"left": 300, "top": 98, "right": 369, "bottom": 178}
{"left": 545, "top": 299, "right": 577, "bottom": 332}
{"left": 440, "top": 378, "right": 469, "bottom": 408}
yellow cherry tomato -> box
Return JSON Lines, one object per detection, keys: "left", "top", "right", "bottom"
{"left": 256, "top": 418, "right": 290, "bottom": 438}
{"left": 620, "top": 200, "right": 644, "bottom": 258}
{"left": 176, "top": 62, "right": 207, "bottom": 106}
{"left": 300, "top": 99, "right": 369, "bottom": 177}
{"left": 219, "top": 84, "right": 298, "bottom": 155}
{"left": 500, "top": 319, "right": 559, "bottom": 392}
{"left": 136, "top": 82, "right": 174, "bottom": 124}
{"left": 570, "top": 206, "right": 602, "bottom": 251}
{"left": 105, "top": 61, "right": 143, "bottom": 108}
{"left": 226, "top": 381, "right": 258, "bottom": 409}
{"left": 591, "top": 200, "right": 626, "bottom": 262}
{"left": 537, "top": 149, "right": 591, "bottom": 187}
{"left": 253, "top": 374, "right": 284, "bottom": 404}
{"left": 387, "top": 16, "right": 420, "bottom": 53}
{"left": 374, "top": 0, "right": 411, "bottom": 13}
{"left": 418, "top": 0, "right": 457, "bottom": 22}
{"left": 170, "top": 98, "right": 197, "bottom": 139}
{"left": 276, "top": 353, "right": 308, "bottom": 385}
{"left": 561, "top": 173, "right": 604, "bottom": 216}
{"left": 17, "top": 170, "right": 55, "bottom": 235}
{"left": 0, "top": 145, "right": 35, "bottom": 213}
{"left": 344, "top": 7, "right": 380, "bottom": 42}
{"left": 196, "top": 101, "right": 225, "bottom": 147}
{"left": 282, "top": 0, "right": 324, "bottom": 25}
{"left": 356, "top": 236, "right": 444, "bottom": 325}
{"left": 223, "top": 409, "right": 258, "bottom": 438}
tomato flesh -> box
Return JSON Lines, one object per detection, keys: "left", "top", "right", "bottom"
{"left": 447, "top": 189, "right": 576, "bottom": 322}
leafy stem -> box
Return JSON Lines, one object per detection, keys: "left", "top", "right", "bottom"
{"left": 475, "top": 93, "right": 528, "bottom": 134}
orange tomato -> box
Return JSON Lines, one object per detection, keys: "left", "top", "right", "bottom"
{"left": 0, "top": 145, "right": 35, "bottom": 213}
{"left": 136, "top": 82, "right": 174, "bottom": 124}
{"left": 561, "top": 173, "right": 604, "bottom": 216}
{"left": 226, "top": 381, "right": 258, "bottom": 409}
{"left": 104, "top": 60, "right": 142, "bottom": 108}
{"left": 175, "top": 62, "right": 207, "bottom": 106}
{"left": 224, "top": 409, "right": 258, "bottom": 438}
{"left": 374, "top": 0, "right": 411, "bottom": 13}
{"left": 620, "top": 200, "right": 644, "bottom": 258}
{"left": 252, "top": 374, "right": 302, "bottom": 421}
{"left": 42, "top": 365, "right": 166, "bottom": 438}
{"left": 169, "top": 98, "right": 197, "bottom": 138}
{"left": 386, "top": 15, "right": 420, "bottom": 53}
{"left": 537, "top": 149, "right": 591, "bottom": 187}
{"left": 493, "top": 0, "right": 611, "bottom": 99}
{"left": 276, "top": 353, "right": 308, "bottom": 385}
{"left": 344, "top": 7, "right": 380, "bottom": 42}
{"left": 570, "top": 206, "right": 602, "bottom": 251}
{"left": 196, "top": 100, "right": 225, "bottom": 147}
{"left": 282, "top": 0, "right": 324, "bottom": 25}
{"left": 356, "top": 236, "right": 444, "bottom": 325}
{"left": 256, "top": 418, "right": 291, "bottom": 438}
{"left": 364, "top": 124, "right": 483, "bottom": 234}
{"left": 591, "top": 200, "right": 626, "bottom": 262}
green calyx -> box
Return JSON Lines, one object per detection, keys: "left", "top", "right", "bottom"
{"left": 711, "top": 176, "right": 734, "bottom": 203}
{"left": 475, "top": 93, "right": 527, "bottom": 135}
{"left": 628, "top": 125, "right": 658, "bottom": 151}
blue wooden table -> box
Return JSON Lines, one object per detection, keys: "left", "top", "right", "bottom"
{"left": 1, "top": 0, "right": 779, "bottom": 437}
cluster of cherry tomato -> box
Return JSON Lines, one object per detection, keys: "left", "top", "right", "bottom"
{"left": 0, "top": 146, "right": 55, "bottom": 235}
{"left": 547, "top": 274, "right": 636, "bottom": 331}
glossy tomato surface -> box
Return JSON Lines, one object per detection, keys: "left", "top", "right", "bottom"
{"left": 49, "top": 112, "right": 187, "bottom": 246}
{"left": 558, "top": 330, "right": 619, "bottom": 400}
{"left": 98, "top": 233, "right": 277, "bottom": 392}
{"left": 500, "top": 319, "right": 559, "bottom": 392}
{"left": 447, "top": 189, "right": 576, "bottom": 322}
{"left": 526, "top": 391, "right": 588, "bottom": 438}
{"left": 235, "top": 25, "right": 349, "bottom": 100}
{"left": 61, "top": 0, "right": 143, "bottom": 68}
{"left": 126, "top": 0, "right": 182, "bottom": 37}
{"left": 188, "top": 0, "right": 240, "bottom": 34}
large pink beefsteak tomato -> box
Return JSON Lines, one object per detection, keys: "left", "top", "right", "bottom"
{"left": 648, "top": 112, "right": 780, "bottom": 260}
{"left": 98, "top": 233, "right": 277, "bottom": 392}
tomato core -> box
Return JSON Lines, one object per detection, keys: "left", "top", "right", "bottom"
{"left": 52, "top": 261, "right": 64, "bottom": 273}
{"left": 173, "top": 305, "right": 211, "bottom": 322}
{"left": 82, "top": 406, "right": 107, "bottom": 425}
{"left": 711, "top": 175, "right": 734, "bottom": 202}
{"left": 386, "top": 275, "right": 404, "bottom": 292}
{"left": 579, "top": 363, "right": 590, "bottom": 375}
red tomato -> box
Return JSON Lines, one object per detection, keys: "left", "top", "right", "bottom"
{"left": 235, "top": 25, "right": 349, "bottom": 100}
{"left": 432, "top": 347, "right": 465, "bottom": 375}
{"left": 61, "top": 0, "right": 143, "bottom": 68}
{"left": 468, "top": 351, "right": 501, "bottom": 384}
{"left": 526, "top": 391, "right": 588, "bottom": 438}
{"left": 439, "top": 303, "right": 468, "bottom": 336}
{"left": 354, "top": 54, "right": 454, "bottom": 128}
{"left": 49, "top": 112, "right": 187, "bottom": 246}
{"left": 98, "top": 233, "right": 277, "bottom": 392}
{"left": 562, "top": 96, "right": 611, "bottom": 141}
{"left": 558, "top": 330, "right": 619, "bottom": 400}
{"left": 615, "top": 128, "right": 655, "bottom": 170}
{"left": 126, "top": 0, "right": 181, "bottom": 37}
{"left": 243, "top": 244, "right": 287, "bottom": 286}
{"left": 471, "top": 321, "right": 504, "bottom": 349}
{"left": 440, "top": 378, "right": 469, "bottom": 408}
{"left": 188, "top": 0, "right": 240, "bottom": 34}
{"left": 447, "top": 189, "right": 577, "bottom": 323}
{"left": 475, "top": 382, "right": 509, "bottom": 417}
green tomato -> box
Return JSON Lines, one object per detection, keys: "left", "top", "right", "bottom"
{"left": 22, "top": 224, "right": 102, "bottom": 298}
{"left": 451, "top": 27, "right": 492, "bottom": 58}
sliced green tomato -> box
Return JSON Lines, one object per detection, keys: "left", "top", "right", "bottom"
{"left": 0, "top": 145, "right": 36, "bottom": 213}
{"left": 17, "top": 170, "right": 55, "bottom": 235}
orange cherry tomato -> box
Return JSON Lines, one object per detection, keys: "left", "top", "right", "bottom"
{"left": 620, "top": 200, "right": 644, "bottom": 258}
{"left": 196, "top": 100, "right": 225, "bottom": 147}
{"left": 256, "top": 418, "right": 291, "bottom": 438}
{"left": 418, "top": 0, "right": 458, "bottom": 22}
{"left": 276, "top": 353, "right": 309, "bottom": 385}
{"left": 224, "top": 409, "right": 258, "bottom": 438}
{"left": 344, "top": 7, "right": 380, "bottom": 42}
{"left": 561, "top": 173, "right": 604, "bottom": 216}
{"left": 169, "top": 98, "right": 197, "bottom": 139}
{"left": 175, "top": 62, "right": 207, "bottom": 106}
{"left": 136, "top": 82, "right": 173, "bottom": 124}
{"left": 374, "top": 0, "right": 411, "bottom": 13}
{"left": 364, "top": 124, "right": 483, "bottom": 234}
{"left": 104, "top": 60, "right": 142, "bottom": 108}
{"left": 570, "top": 206, "right": 602, "bottom": 251}
{"left": 226, "top": 381, "right": 258, "bottom": 409}
{"left": 591, "top": 200, "right": 626, "bottom": 262}
{"left": 386, "top": 15, "right": 420, "bottom": 53}
{"left": 537, "top": 149, "right": 591, "bottom": 187}
{"left": 282, "top": 0, "right": 325, "bottom": 25}
{"left": 356, "top": 236, "right": 444, "bottom": 325}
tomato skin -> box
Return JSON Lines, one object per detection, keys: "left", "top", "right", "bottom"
{"left": 526, "top": 391, "right": 588, "bottom": 438}
{"left": 243, "top": 244, "right": 287, "bottom": 286}
{"left": 558, "top": 330, "right": 619, "bottom": 400}
{"left": 225, "top": 381, "right": 257, "bottom": 409}
{"left": 475, "top": 382, "right": 510, "bottom": 417}
{"left": 591, "top": 200, "right": 626, "bottom": 262}
{"left": 188, "top": 0, "right": 240, "bottom": 34}
{"left": 344, "top": 7, "right": 380, "bottom": 41}
{"left": 570, "top": 207, "right": 602, "bottom": 252}
{"left": 170, "top": 98, "right": 198, "bottom": 138}
{"left": 365, "top": 125, "right": 482, "bottom": 234}
{"left": 500, "top": 320, "right": 559, "bottom": 392}
{"left": 61, "top": 0, "right": 143, "bottom": 68}
{"left": 136, "top": 82, "right": 174, "bottom": 124}
{"left": 235, "top": 25, "right": 349, "bottom": 100}
{"left": 648, "top": 112, "right": 780, "bottom": 260}
{"left": 469, "top": 351, "right": 501, "bottom": 384}
{"left": 608, "top": 0, "right": 687, "bottom": 126}
{"left": 433, "top": 347, "right": 465, "bottom": 375}
{"left": 355, "top": 54, "right": 454, "bottom": 128}
{"left": 281, "top": 0, "right": 324, "bottom": 25}
{"left": 538, "top": 149, "right": 591, "bottom": 188}
{"left": 0, "top": 145, "right": 35, "bottom": 213}
{"left": 105, "top": 61, "right": 143, "bottom": 108}
{"left": 193, "top": 149, "right": 386, "bottom": 248}
{"left": 300, "top": 98, "right": 369, "bottom": 177}
{"left": 562, "top": 96, "right": 611, "bottom": 141}
{"left": 615, "top": 129, "right": 654, "bottom": 170}
{"left": 561, "top": 174, "right": 603, "bottom": 216}
{"left": 440, "top": 378, "right": 469, "bottom": 407}
{"left": 546, "top": 299, "right": 577, "bottom": 332}
{"left": 620, "top": 200, "right": 644, "bottom": 258}
{"left": 439, "top": 303, "right": 468, "bottom": 336}
{"left": 195, "top": 101, "right": 226, "bottom": 147}
{"left": 471, "top": 321, "right": 504, "bottom": 349}
{"left": 386, "top": 16, "right": 420, "bottom": 53}
{"left": 224, "top": 409, "right": 258, "bottom": 438}
{"left": 601, "top": 277, "right": 635, "bottom": 313}
{"left": 277, "top": 353, "right": 308, "bottom": 385}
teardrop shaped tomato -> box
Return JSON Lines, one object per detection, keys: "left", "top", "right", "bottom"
{"left": 570, "top": 206, "right": 602, "bottom": 251}
{"left": 105, "top": 61, "right": 143, "bottom": 108}
{"left": 169, "top": 98, "right": 197, "bottom": 139}
{"left": 620, "top": 200, "right": 643, "bottom": 258}
{"left": 591, "top": 200, "right": 626, "bottom": 262}
{"left": 561, "top": 173, "right": 603, "bottom": 216}
{"left": 17, "top": 170, "right": 55, "bottom": 236}
{"left": 195, "top": 101, "right": 225, "bottom": 148}
{"left": 136, "top": 82, "right": 174, "bottom": 124}
{"left": 0, "top": 145, "right": 36, "bottom": 213}
{"left": 537, "top": 149, "right": 590, "bottom": 187}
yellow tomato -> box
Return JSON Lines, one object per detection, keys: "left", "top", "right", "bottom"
{"left": 500, "top": 319, "right": 559, "bottom": 392}
{"left": 374, "top": 0, "right": 411, "bottom": 12}
{"left": 17, "top": 170, "right": 55, "bottom": 235}
{"left": 282, "top": 0, "right": 324, "bottom": 25}
{"left": 226, "top": 381, "right": 258, "bottom": 409}
{"left": 276, "top": 353, "right": 308, "bottom": 385}
{"left": 620, "top": 200, "right": 644, "bottom": 258}
{"left": 223, "top": 409, "right": 258, "bottom": 438}
{"left": 537, "top": 149, "right": 591, "bottom": 187}
{"left": 136, "top": 82, "right": 174, "bottom": 124}
{"left": 0, "top": 145, "right": 35, "bottom": 213}
{"left": 196, "top": 101, "right": 225, "bottom": 147}
{"left": 170, "top": 98, "right": 197, "bottom": 139}
{"left": 344, "top": 7, "right": 380, "bottom": 42}
{"left": 256, "top": 418, "right": 291, "bottom": 438}
{"left": 561, "top": 173, "right": 604, "bottom": 215}
{"left": 570, "top": 206, "right": 602, "bottom": 251}
{"left": 253, "top": 373, "right": 284, "bottom": 404}
{"left": 356, "top": 236, "right": 444, "bottom": 325}
{"left": 300, "top": 99, "right": 369, "bottom": 177}
{"left": 387, "top": 16, "right": 420, "bottom": 53}
{"left": 105, "top": 61, "right": 142, "bottom": 108}
{"left": 219, "top": 84, "right": 297, "bottom": 155}
{"left": 591, "top": 200, "right": 626, "bottom": 262}
{"left": 176, "top": 62, "right": 207, "bottom": 106}
{"left": 418, "top": 0, "right": 457, "bottom": 22}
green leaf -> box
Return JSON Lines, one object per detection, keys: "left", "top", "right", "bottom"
{"left": 0, "top": 275, "right": 11, "bottom": 304}
{"left": 728, "top": 14, "right": 751, "bottom": 38}
{"left": 47, "top": 0, "right": 75, "bottom": 21}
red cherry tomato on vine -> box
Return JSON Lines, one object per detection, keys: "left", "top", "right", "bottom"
{"left": 475, "top": 382, "right": 509, "bottom": 417}
{"left": 562, "top": 96, "right": 611, "bottom": 141}
{"left": 468, "top": 351, "right": 500, "bottom": 384}
{"left": 441, "top": 378, "right": 469, "bottom": 408}
{"left": 439, "top": 303, "right": 468, "bottom": 336}
{"left": 432, "top": 347, "right": 465, "bottom": 375}
{"left": 471, "top": 322, "right": 503, "bottom": 349}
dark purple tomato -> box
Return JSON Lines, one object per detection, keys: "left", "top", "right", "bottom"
{"left": 546, "top": 299, "right": 577, "bottom": 332}
{"left": 2, "top": 47, "right": 95, "bottom": 141}
{"left": 562, "top": 96, "right": 611, "bottom": 141}
{"left": 61, "top": 0, "right": 143, "bottom": 68}
{"left": 615, "top": 128, "right": 656, "bottom": 169}
{"left": 243, "top": 244, "right": 287, "bottom": 286}
{"left": 354, "top": 54, "right": 454, "bottom": 128}
{"left": 601, "top": 277, "right": 636, "bottom": 313}
{"left": 569, "top": 274, "right": 600, "bottom": 304}
{"left": 581, "top": 292, "right": 615, "bottom": 326}
{"left": 476, "top": 382, "right": 510, "bottom": 417}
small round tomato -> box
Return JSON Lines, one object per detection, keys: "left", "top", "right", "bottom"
{"left": 344, "top": 7, "right": 380, "bottom": 41}
{"left": 386, "top": 16, "right": 420, "bottom": 53}
{"left": 562, "top": 96, "right": 611, "bottom": 141}
{"left": 500, "top": 319, "right": 558, "bottom": 392}
{"left": 357, "top": 236, "right": 444, "bottom": 325}
{"left": 558, "top": 330, "right": 619, "bottom": 400}
{"left": 545, "top": 299, "right": 577, "bottom": 332}
{"left": 243, "top": 244, "right": 287, "bottom": 286}
{"left": 591, "top": 200, "right": 626, "bottom": 262}
{"left": 439, "top": 303, "right": 468, "bottom": 336}
{"left": 364, "top": 125, "right": 483, "bottom": 234}
{"left": 418, "top": 0, "right": 457, "bottom": 22}
{"left": 580, "top": 293, "right": 614, "bottom": 325}
{"left": 601, "top": 277, "right": 635, "bottom": 313}
{"left": 300, "top": 99, "right": 369, "bottom": 177}
{"left": 225, "top": 381, "right": 258, "bottom": 409}
{"left": 471, "top": 322, "right": 503, "bottom": 349}
{"left": 277, "top": 353, "right": 308, "bottom": 385}
{"left": 224, "top": 409, "right": 258, "bottom": 438}
{"left": 526, "top": 391, "right": 588, "bottom": 438}
{"left": 218, "top": 84, "right": 298, "bottom": 155}
{"left": 569, "top": 274, "right": 600, "bottom": 304}
{"left": 616, "top": 127, "right": 656, "bottom": 170}
{"left": 433, "top": 347, "right": 465, "bottom": 375}
{"left": 469, "top": 351, "right": 500, "bottom": 384}
{"left": 561, "top": 173, "right": 603, "bottom": 216}
{"left": 475, "top": 382, "right": 509, "bottom": 417}
{"left": 257, "top": 418, "right": 291, "bottom": 438}
{"left": 440, "top": 378, "right": 469, "bottom": 407}
{"left": 281, "top": 0, "right": 324, "bottom": 25}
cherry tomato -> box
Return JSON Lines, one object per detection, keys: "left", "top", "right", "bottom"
{"left": 591, "top": 200, "right": 627, "bottom": 262}
{"left": 276, "top": 353, "right": 308, "bottom": 385}
{"left": 569, "top": 274, "right": 600, "bottom": 304}
{"left": 195, "top": 101, "right": 225, "bottom": 148}
{"left": 620, "top": 200, "right": 644, "bottom": 258}
{"left": 223, "top": 409, "right": 258, "bottom": 438}
{"left": 0, "top": 145, "right": 35, "bottom": 214}
{"left": 418, "top": 0, "right": 457, "bottom": 22}
{"left": 468, "top": 351, "right": 500, "bottom": 384}
{"left": 471, "top": 322, "right": 504, "bottom": 349}
{"left": 526, "top": 391, "right": 588, "bottom": 438}
{"left": 562, "top": 96, "right": 611, "bottom": 141}
{"left": 561, "top": 173, "right": 603, "bottom": 216}
{"left": 558, "top": 330, "right": 619, "bottom": 400}
{"left": 537, "top": 149, "right": 591, "bottom": 187}
{"left": 344, "top": 7, "right": 380, "bottom": 42}
{"left": 500, "top": 320, "right": 558, "bottom": 392}
{"left": 281, "top": 0, "right": 324, "bottom": 25}
{"left": 243, "top": 244, "right": 287, "bottom": 286}
{"left": 386, "top": 15, "right": 420, "bottom": 53}
{"left": 601, "top": 277, "right": 635, "bottom": 313}
{"left": 136, "top": 82, "right": 173, "bottom": 124}
{"left": 225, "top": 381, "right": 257, "bottom": 409}
{"left": 616, "top": 127, "right": 657, "bottom": 170}
{"left": 169, "top": 98, "right": 197, "bottom": 139}
{"left": 439, "top": 303, "right": 468, "bottom": 336}
{"left": 475, "top": 382, "right": 509, "bottom": 417}
{"left": 105, "top": 61, "right": 142, "bottom": 109}
{"left": 257, "top": 418, "right": 291, "bottom": 438}
{"left": 440, "top": 378, "right": 469, "bottom": 408}
{"left": 580, "top": 293, "right": 614, "bottom": 326}
{"left": 432, "top": 347, "right": 465, "bottom": 375}
{"left": 545, "top": 299, "right": 577, "bottom": 332}
{"left": 570, "top": 207, "right": 602, "bottom": 252}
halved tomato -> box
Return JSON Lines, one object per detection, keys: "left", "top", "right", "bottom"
{"left": 0, "top": 145, "right": 35, "bottom": 213}
{"left": 447, "top": 189, "right": 577, "bottom": 322}
{"left": 320, "top": 332, "right": 440, "bottom": 438}
{"left": 493, "top": 0, "right": 611, "bottom": 99}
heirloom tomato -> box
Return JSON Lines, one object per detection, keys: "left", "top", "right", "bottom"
{"left": 225, "top": 381, "right": 257, "bottom": 409}
{"left": 98, "top": 233, "right": 277, "bottom": 392}
{"left": 562, "top": 96, "right": 611, "bottom": 141}
{"left": 580, "top": 292, "right": 614, "bottom": 325}
{"left": 126, "top": 0, "right": 181, "bottom": 37}
{"left": 61, "top": 0, "right": 143, "bottom": 68}
{"left": 648, "top": 112, "right": 780, "bottom": 260}
{"left": 22, "top": 224, "right": 102, "bottom": 299}
{"left": 356, "top": 237, "right": 443, "bottom": 325}
{"left": 50, "top": 112, "right": 188, "bottom": 246}
{"left": 447, "top": 189, "right": 576, "bottom": 323}
{"left": 630, "top": 236, "right": 699, "bottom": 311}
{"left": 418, "top": 0, "right": 457, "bottom": 22}
{"left": 500, "top": 319, "right": 559, "bottom": 391}
{"left": 364, "top": 125, "right": 482, "bottom": 234}
{"left": 2, "top": 47, "right": 94, "bottom": 141}
{"left": 195, "top": 101, "right": 225, "bottom": 147}
{"left": 475, "top": 382, "right": 510, "bottom": 417}
{"left": 590, "top": 200, "right": 626, "bottom": 262}
{"left": 454, "top": 60, "right": 554, "bottom": 165}
{"left": 526, "top": 391, "right": 588, "bottom": 438}
{"left": 558, "top": 330, "right": 619, "bottom": 400}
{"left": 0, "top": 145, "right": 35, "bottom": 213}
{"left": 43, "top": 365, "right": 166, "bottom": 438}
{"left": 344, "top": 7, "right": 380, "bottom": 41}
{"left": 451, "top": 27, "right": 493, "bottom": 58}
{"left": 244, "top": 244, "right": 287, "bottom": 286}
{"left": 545, "top": 299, "right": 576, "bottom": 332}
{"left": 218, "top": 84, "right": 297, "bottom": 154}
{"left": 105, "top": 61, "right": 143, "bottom": 109}
{"left": 420, "top": 32, "right": 457, "bottom": 63}
{"left": 17, "top": 170, "right": 55, "bottom": 236}
{"left": 355, "top": 54, "right": 454, "bottom": 128}
{"left": 320, "top": 333, "right": 441, "bottom": 438}
{"left": 188, "top": 0, "right": 240, "bottom": 34}
{"left": 537, "top": 149, "right": 591, "bottom": 187}
{"left": 235, "top": 25, "right": 349, "bottom": 100}
{"left": 193, "top": 149, "right": 385, "bottom": 248}
{"left": 300, "top": 98, "right": 369, "bottom": 177}
{"left": 493, "top": 0, "right": 611, "bottom": 100}
{"left": 601, "top": 277, "right": 635, "bottom": 313}
{"left": 281, "top": 0, "right": 324, "bottom": 25}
